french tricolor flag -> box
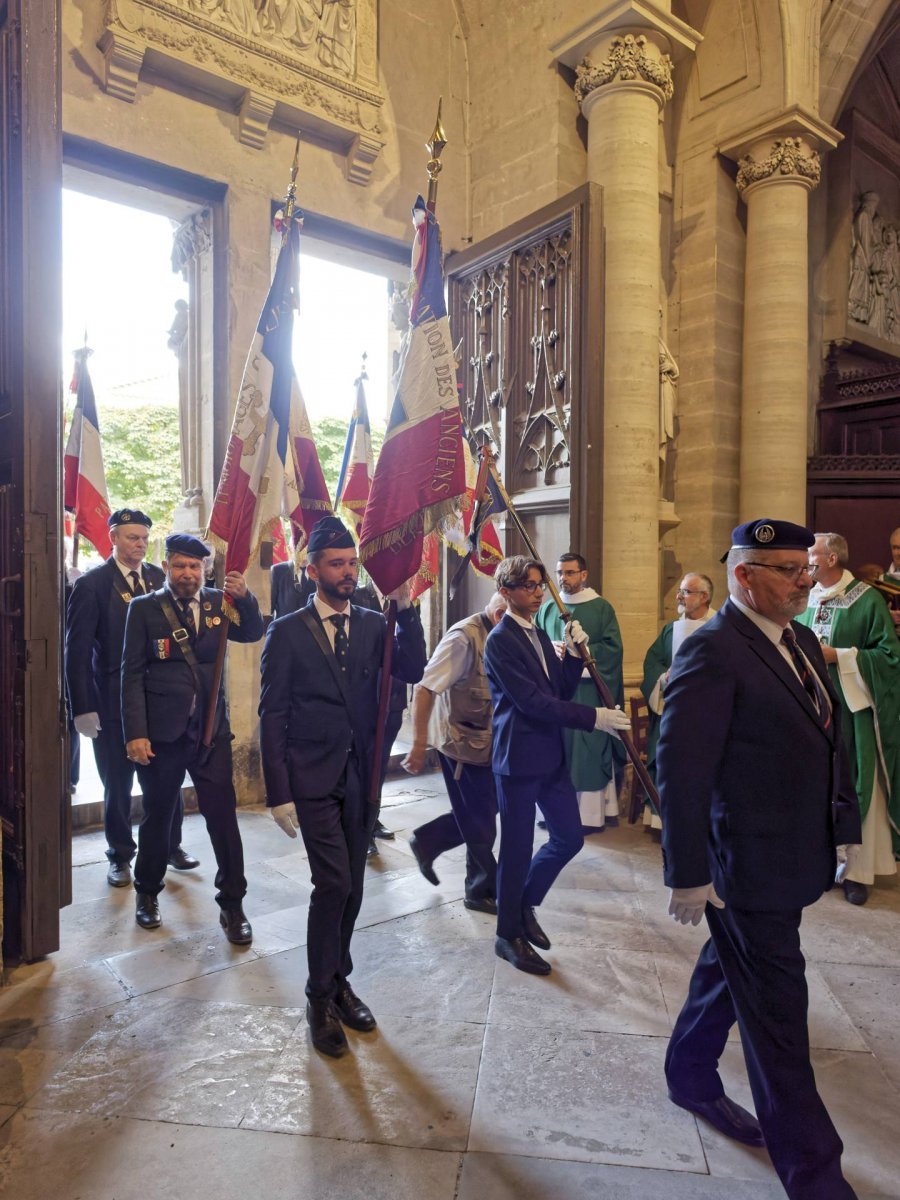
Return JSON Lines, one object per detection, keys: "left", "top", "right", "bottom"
{"left": 335, "top": 368, "right": 374, "bottom": 539}
{"left": 63, "top": 348, "right": 112, "bottom": 558}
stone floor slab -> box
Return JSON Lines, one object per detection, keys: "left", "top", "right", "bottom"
{"left": 818, "top": 962, "right": 900, "bottom": 1092}
{"left": 532, "top": 887, "right": 653, "bottom": 953}
{"left": 0, "top": 961, "right": 127, "bottom": 1029}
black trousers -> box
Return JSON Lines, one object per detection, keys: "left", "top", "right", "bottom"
{"left": 295, "top": 755, "right": 370, "bottom": 1001}
{"left": 133, "top": 732, "right": 246, "bottom": 908}
{"left": 93, "top": 718, "right": 182, "bottom": 865}
{"left": 411, "top": 753, "right": 498, "bottom": 900}
{"left": 666, "top": 903, "right": 857, "bottom": 1200}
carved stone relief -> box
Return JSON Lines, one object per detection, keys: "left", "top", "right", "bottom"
{"left": 847, "top": 191, "right": 900, "bottom": 345}
{"left": 100, "top": 0, "right": 384, "bottom": 180}
{"left": 735, "top": 137, "right": 821, "bottom": 193}
{"left": 575, "top": 33, "right": 674, "bottom": 107}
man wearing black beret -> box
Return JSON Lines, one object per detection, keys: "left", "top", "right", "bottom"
{"left": 259, "top": 515, "right": 426, "bottom": 1057}
{"left": 658, "top": 518, "right": 862, "bottom": 1199}
{"left": 121, "top": 532, "right": 264, "bottom": 943}
{"left": 65, "top": 508, "right": 196, "bottom": 887}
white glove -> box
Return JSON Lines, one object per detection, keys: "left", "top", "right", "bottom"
{"left": 565, "top": 619, "right": 590, "bottom": 656}
{"left": 271, "top": 802, "right": 300, "bottom": 839}
{"left": 835, "top": 844, "right": 861, "bottom": 884}
{"left": 386, "top": 582, "right": 411, "bottom": 611}
{"left": 594, "top": 705, "right": 631, "bottom": 737}
{"left": 668, "top": 884, "right": 725, "bottom": 926}
{"left": 74, "top": 712, "right": 102, "bottom": 738}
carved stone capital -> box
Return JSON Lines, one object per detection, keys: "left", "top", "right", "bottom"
{"left": 345, "top": 129, "right": 385, "bottom": 187}
{"left": 238, "top": 90, "right": 276, "bottom": 150}
{"left": 98, "top": 30, "right": 146, "bottom": 103}
{"left": 575, "top": 33, "right": 674, "bottom": 107}
{"left": 735, "top": 137, "right": 821, "bottom": 195}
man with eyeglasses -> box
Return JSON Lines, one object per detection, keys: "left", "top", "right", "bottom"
{"left": 640, "top": 572, "right": 716, "bottom": 828}
{"left": 796, "top": 532, "right": 900, "bottom": 906}
{"left": 657, "top": 518, "right": 861, "bottom": 1200}
{"left": 484, "top": 555, "right": 631, "bottom": 975}
{"left": 536, "top": 553, "right": 625, "bottom": 832}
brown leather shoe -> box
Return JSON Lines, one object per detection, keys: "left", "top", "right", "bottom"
{"left": 219, "top": 906, "right": 253, "bottom": 945}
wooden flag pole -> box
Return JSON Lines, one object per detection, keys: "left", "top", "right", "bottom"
{"left": 368, "top": 103, "right": 447, "bottom": 807}
{"left": 482, "top": 448, "right": 661, "bottom": 812}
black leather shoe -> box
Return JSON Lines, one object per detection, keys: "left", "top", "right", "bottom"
{"left": 168, "top": 846, "right": 200, "bottom": 870}
{"left": 366, "top": 838, "right": 378, "bottom": 858}
{"left": 219, "top": 907, "right": 253, "bottom": 945}
{"left": 333, "top": 982, "right": 377, "bottom": 1032}
{"left": 668, "top": 1090, "right": 765, "bottom": 1147}
{"left": 409, "top": 833, "right": 439, "bottom": 885}
{"left": 464, "top": 896, "right": 498, "bottom": 915}
{"left": 843, "top": 879, "right": 869, "bottom": 905}
{"left": 135, "top": 893, "right": 161, "bottom": 929}
{"left": 306, "top": 999, "right": 349, "bottom": 1058}
{"left": 107, "top": 861, "right": 132, "bottom": 888}
{"left": 372, "top": 819, "right": 395, "bottom": 841}
{"left": 495, "top": 935, "right": 551, "bottom": 976}
{"left": 522, "top": 905, "right": 551, "bottom": 950}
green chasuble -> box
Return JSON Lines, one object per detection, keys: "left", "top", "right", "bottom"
{"left": 797, "top": 573, "right": 900, "bottom": 851}
{"left": 536, "top": 589, "right": 625, "bottom": 791}
{"left": 640, "top": 622, "right": 674, "bottom": 789}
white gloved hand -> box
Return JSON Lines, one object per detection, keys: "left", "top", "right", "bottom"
{"left": 594, "top": 705, "right": 632, "bottom": 737}
{"left": 74, "top": 712, "right": 102, "bottom": 738}
{"left": 565, "top": 619, "right": 590, "bottom": 656}
{"left": 668, "top": 884, "right": 725, "bottom": 926}
{"left": 835, "top": 844, "right": 861, "bottom": 884}
{"left": 271, "top": 802, "right": 300, "bottom": 839}
{"left": 386, "top": 582, "right": 411, "bottom": 611}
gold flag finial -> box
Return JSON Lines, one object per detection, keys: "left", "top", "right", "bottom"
{"left": 426, "top": 99, "right": 448, "bottom": 210}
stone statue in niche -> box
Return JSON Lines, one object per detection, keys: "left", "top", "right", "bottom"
{"left": 658, "top": 318, "right": 678, "bottom": 500}
{"left": 846, "top": 191, "right": 900, "bottom": 343}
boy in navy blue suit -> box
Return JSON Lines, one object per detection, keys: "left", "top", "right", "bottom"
{"left": 484, "top": 555, "right": 630, "bottom": 974}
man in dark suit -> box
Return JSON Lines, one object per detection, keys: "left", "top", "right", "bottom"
{"left": 658, "top": 518, "right": 862, "bottom": 1200}
{"left": 483, "top": 555, "right": 630, "bottom": 976}
{"left": 121, "top": 532, "right": 264, "bottom": 942}
{"left": 65, "top": 508, "right": 197, "bottom": 887}
{"left": 270, "top": 557, "right": 409, "bottom": 853}
{"left": 260, "top": 516, "right": 425, "bottom": 1058}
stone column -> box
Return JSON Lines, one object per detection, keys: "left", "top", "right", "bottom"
{"left": 552, "top": 5, "right": 699, "bottom": 679}
{"left": 721, "top": 115, "right": 839, "bottom": 522}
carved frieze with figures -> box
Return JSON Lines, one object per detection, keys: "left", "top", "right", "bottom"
{"left": 99, "top": 0, "right": 384, "bottom": 181}
{"left": 847, "top": 191, "right": 900, "bottom": 346}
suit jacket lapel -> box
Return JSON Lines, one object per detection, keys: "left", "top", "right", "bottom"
{"left": 297, "top": 599, "right": 353, "bottom": 709}
{"left": 504, "top": 616, "right": 553, "bottom": 691}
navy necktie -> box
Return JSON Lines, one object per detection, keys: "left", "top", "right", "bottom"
{"left": 129, "top": 570, "right": 143, "bottom": 596}
{"left": 781, "top": 625, "right": 831, "bottom": 730}
{"left": 330, "top": 614, "right": 349, "bottom": 672}
{"left": 178, "top": 598, "right": 197, "bottom": 645}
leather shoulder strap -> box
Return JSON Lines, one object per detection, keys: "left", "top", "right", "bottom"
{"left": 296, "top": 606, "right": 353, "bottom": 709}
{"left": 158, "top": 593, "right": 205, "bottom": 692}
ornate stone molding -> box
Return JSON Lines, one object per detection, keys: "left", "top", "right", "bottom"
{"left": 100, "top": 0, "right": 385, "bottom": 179}
{"left": 735, "top": 137, "right": 821, "bottom": 194}
{"left": 575, "top": 33, "right": 674, "bottom": 106}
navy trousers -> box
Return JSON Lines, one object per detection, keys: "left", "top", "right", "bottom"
{"left": 494, "top": 764, "right": 583, "bottom": 940}
{"left": 295, "top": 755, "right": 370, "bottom": 1001}
{"left": 412, "top": 754, "right": 498, "bottom": 900}
{"left": 666, "top": 903, "right": 856, "bottom": 1200}
{"left": 134, "top": 732, "right": 245, "bottom": 908}
{"left": 94, "top": 717, "right": 182, "bottom": 865}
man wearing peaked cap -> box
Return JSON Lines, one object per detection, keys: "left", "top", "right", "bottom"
{"left": 66, "top": 506, "right": 195, "bottom": 886}
{"left": 121, "top": 530, "right": 264, "bottom": 943}
{"left": 657, "top": 517, "right": 862, "bottom": 1198}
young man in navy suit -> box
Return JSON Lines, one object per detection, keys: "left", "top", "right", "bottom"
{"left": 484, "top": 555, "right": 630, "bottom": 975}
{"left": 658, "top": 518, "right": 861, "bottom": 1199}
{"left": 260, "top": 516, "right": 426, "bottom": 1058}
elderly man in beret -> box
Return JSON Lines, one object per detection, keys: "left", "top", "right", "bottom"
{"left": 66, "top": 508, "right": 197, "bottom": 886}
{"left": 259, "top": 515, "right": 426, "bottom": 1058}
{"left": 658, "top": 518, "right": 862, "bottom": 1200}
{"left": 121, "top": 532, "right": 264, "bottom": 942}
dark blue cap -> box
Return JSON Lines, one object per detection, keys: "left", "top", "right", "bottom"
{"left": 108, "top": 508, "right": 152, "bottom": 529}
{"left": 165, "top": 532, "right": 210, "bottom": 560}
{"left": 728, "top": 518, "right": 815, "bottom": 556}
{"left": 307, "top": 515, "right": 354, "bottom": 553}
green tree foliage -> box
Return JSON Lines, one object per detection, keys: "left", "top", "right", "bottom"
{"left": 312, "top": 414, "right": 384, "bottom": 501}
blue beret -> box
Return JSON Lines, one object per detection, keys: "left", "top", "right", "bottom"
{"left": 165, "top": 532, "right": 210, "bottom": 560}
{"left": 108, "top": 508, "right": 152, "bottom": 529}
{"left": 729, "top": 518, "right": 815, "bottom": 554}
{"left": 307, "top": 515, "right": 354, "bottom": 553}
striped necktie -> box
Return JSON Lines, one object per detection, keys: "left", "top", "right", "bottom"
{"left": 781, "top": 625, "right": 831, "bottom": 730}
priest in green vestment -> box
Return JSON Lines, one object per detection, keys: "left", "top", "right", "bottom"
{"left": 640, "top": 573, "right": 716, "bottom": 827}
{"left": 797, "top": 532, "right": 900, "bottom": 905}
{"left": 536, "top": 553, "right": 625, "bottom": 830}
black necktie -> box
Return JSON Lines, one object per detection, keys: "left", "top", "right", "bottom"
{"left": 178, "top": 598, "right": 197, "bottom": 644}
{"left": 781, "top": 626, "right": 831, "bottom": 730}
{"left": 330, "top": 614, "right": 349, "bottom": 672}
{"left": 129, "top": 570, "right": 143, "bottom": 596}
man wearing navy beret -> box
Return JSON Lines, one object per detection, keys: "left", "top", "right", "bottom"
{"left": 658, "top": 518, "right": 862, "bottom": 1199}
{"left": 65, "top": 508, "right": 196, "bottom": 886}
{"left": 121, "top": 532, "right": 264, "bottom": 943}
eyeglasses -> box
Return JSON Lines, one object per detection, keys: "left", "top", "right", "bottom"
{"left": 676, "top": 589, "right": 706, "bottom": 596}
{"left": 508, "top": 581, "right": 545, "bottom": 594}
{"left": 744, "top": 562, "right": 817, "bottom": 581}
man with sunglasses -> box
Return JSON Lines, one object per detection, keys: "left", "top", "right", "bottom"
{"left": 483, "top": 555, "right": 630, "bottom": 975}
{"left": 658, "top": 518, "right": 861, "bottom": 1200}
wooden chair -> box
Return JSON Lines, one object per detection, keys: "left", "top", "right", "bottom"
{"left": 626, "top": 694, "right": 651, "bottom": 824}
